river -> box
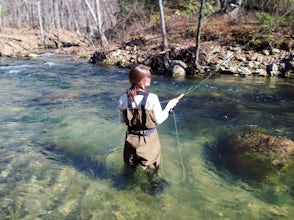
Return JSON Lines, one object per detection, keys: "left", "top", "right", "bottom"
{"left": 0, "top": 55, "right": 293, "bottom": 219}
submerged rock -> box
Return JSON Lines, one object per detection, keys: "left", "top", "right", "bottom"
{"left": 217, "top": 131, "right": 294, "bottom": 181}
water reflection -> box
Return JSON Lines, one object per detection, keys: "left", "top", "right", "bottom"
{"left": 0, "top": 56, "right": 293, "bottom": 219}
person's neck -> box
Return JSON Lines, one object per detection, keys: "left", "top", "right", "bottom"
{"left": 138, "top": 87, "right": 146, "bottom": 92}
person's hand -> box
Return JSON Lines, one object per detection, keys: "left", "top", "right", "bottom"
{"left": 166, "top": 98, "right": 178, "bottom": 111}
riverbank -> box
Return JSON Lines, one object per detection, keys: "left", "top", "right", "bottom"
{"left": 0, "top": 12, "right": 293, "bottom": 78}
{"left": 0, "top": 28, "right": 96, "bottom": 59}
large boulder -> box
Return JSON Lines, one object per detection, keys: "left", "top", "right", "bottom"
{"left": 217, "top": 131, "right": 294, "bottom": 181}
{"left": 170, "top": 60, "right": 187, "bottom": 77}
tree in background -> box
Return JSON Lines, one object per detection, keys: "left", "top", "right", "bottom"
{"left": 84, "top": 0, "right": 108, "bottom": 48}
{"left": 0, "top": 0, "right": 3, "bottom": 31}
{"left": 159, "top": 0, "right": 168, "bottom": 51}
{"left": 37, "top": 0, "right": 44, "bottom": 40}
{"left": 0, "top": 0, "right": 119, "bottom": 47}
{"left": 0, "top": 0, "right": 292, "bottom": 53}
{"left": 194, "top": 0, "right": 205, "bottom": 70}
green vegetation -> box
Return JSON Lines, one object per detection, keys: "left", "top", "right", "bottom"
{"left": 0, "top": 11, "right": 7, "bottom": 18}
{"left": 256, "top": 12, "right": 273, "bottom": 25}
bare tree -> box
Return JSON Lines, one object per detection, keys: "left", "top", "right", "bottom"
{"left": 1, "top": 0, "right": 290, "bottom": 50}
{"left": 37, "top": 0, "right": 44, "bottom": 39}
{"left": 96, "top": 0, "right": 107, "bottom": 46}
{"left": 194, "top": 0, "right": 205, "bottom": 70}
{"left": 53, "top": 0, "right": 61, "bottom": 47}
{"left": 220, "top": 0, "right": 228, "bottom": 12}
{"left": 0, "top": 1, "right": 2, "bottom": 31}
{"left": 159, "top": 0, "right": 168, "bottom": 51}
{"left": 84, "top": 0, "right": 108, "bottom": 47}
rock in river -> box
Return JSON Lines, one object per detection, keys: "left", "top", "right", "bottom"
{"left": 216, "top": 131, "right": 294, "bottom": 181}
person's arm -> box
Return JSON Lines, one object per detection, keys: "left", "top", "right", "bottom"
{"left": 118, "top": 94, "right": 127, "bottom": 123}
{"left": 150, "top": 94, "right": 178, "bottom": 125}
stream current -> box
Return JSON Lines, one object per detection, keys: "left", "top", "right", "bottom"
{"left": 0, "top": 55, "right": 293, "bottom": 219}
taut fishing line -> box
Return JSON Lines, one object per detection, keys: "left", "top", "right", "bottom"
{"left": 160, "top": 6, "right": 294, "bottom": 183}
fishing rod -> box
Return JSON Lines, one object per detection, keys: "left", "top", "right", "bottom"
{"left": 172, "top": 5, "right": 294, "bottom": 103}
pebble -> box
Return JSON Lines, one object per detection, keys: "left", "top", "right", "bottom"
{"left": 1, "top": 170, "right": 9, "bottom": 178}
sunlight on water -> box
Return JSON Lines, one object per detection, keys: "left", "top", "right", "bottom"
{"left": 0, "top": 56, "right": 293, "bottom": 219}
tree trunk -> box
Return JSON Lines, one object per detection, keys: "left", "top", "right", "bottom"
{"left": 220, "top": 0, "right": 228, "bottom": 12}
{"left": 0, "top": 2, "right": 2, "bottom": 31}
{"left": 84, "top": 0, "right": 108, "bottom": 48}
{"left": 54, "top": 0, "right": 61, "bottom": 47}
{"left": 24, "top": 0, "right": 31, "bottom": 28}
{"left": 96, "top": 0, "right": 108, "bottom": 47}
{"left": 159, "top": 0, "right": 168, "bottom": 51}
{"left": 194, "top": 0, "right": 205, "bottom": 70}
{"left": 37, "top": 0, "right": 44, "bottom": 39}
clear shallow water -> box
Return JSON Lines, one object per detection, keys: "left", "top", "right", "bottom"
{"left": 0, "top": 55, "right": 293, "bottom": 219}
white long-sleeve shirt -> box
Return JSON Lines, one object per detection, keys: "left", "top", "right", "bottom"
{"left": 118, "top": 92, "right": 170, "bottom": 125}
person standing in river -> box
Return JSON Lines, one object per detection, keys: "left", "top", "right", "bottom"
{"left": 118, "top": 64, "right": 178, "bottom": 184}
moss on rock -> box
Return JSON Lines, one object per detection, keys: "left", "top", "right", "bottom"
{"left": 217, "top": 131, "right": 294, "bottom": 182}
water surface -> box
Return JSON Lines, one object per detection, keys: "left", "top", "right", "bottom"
{"left": 0, "top": 55, "right": 293, "bottom": 219}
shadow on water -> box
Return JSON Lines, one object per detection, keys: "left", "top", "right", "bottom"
{"left": 41, "top": 142, "right": 167, "bottom": 196}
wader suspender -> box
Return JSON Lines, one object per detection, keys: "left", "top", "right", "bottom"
{"left": 127, "top": 92, "right": 155, "bottom": 137}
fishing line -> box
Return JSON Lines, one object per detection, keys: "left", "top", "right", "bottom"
{"left": 160, "top": 109, "right": 186, "bottom": 183}
{"left": 161, "top": 6, "right": 294, "bottom": 183}
{"left": 172, "top": 109, "right": 186, "bottom": 182}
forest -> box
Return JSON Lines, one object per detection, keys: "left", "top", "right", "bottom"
{"left": 1, "top": 0, "right": 293, "bottom": 47}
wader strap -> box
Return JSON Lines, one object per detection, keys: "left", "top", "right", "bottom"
{"left": 127, "top": 91, "right": 149, "bottom": 109}
{"left": 127, "top": 96, "right": 132, "bottom": 109}
{"left": 138, "top": 91, "right": 149, "bottom": 109}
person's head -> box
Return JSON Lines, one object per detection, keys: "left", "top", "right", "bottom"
{"left": 128, "top": 64, "right": 152, "bottom": 100}
{"left": 129, "top": 64, "right": 152, "bottom": 87}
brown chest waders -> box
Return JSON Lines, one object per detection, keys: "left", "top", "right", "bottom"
{"left": 123, "top": 92, "right": 161, "bottom": 173}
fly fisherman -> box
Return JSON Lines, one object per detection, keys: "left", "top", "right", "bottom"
{"left": 118, "top": 64, "right": 178, "bottom": 190}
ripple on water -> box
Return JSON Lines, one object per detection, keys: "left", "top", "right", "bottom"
{"left": 0, "top": 57, "right": 293, "bottom": 219}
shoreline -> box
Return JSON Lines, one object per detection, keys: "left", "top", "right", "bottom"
{"left": 0, "top": 28, "right": 293, "bottom": 78}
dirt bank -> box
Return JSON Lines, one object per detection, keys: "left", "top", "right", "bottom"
{"left": 0, "top": 28, "right": 96, "bottom": 59}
